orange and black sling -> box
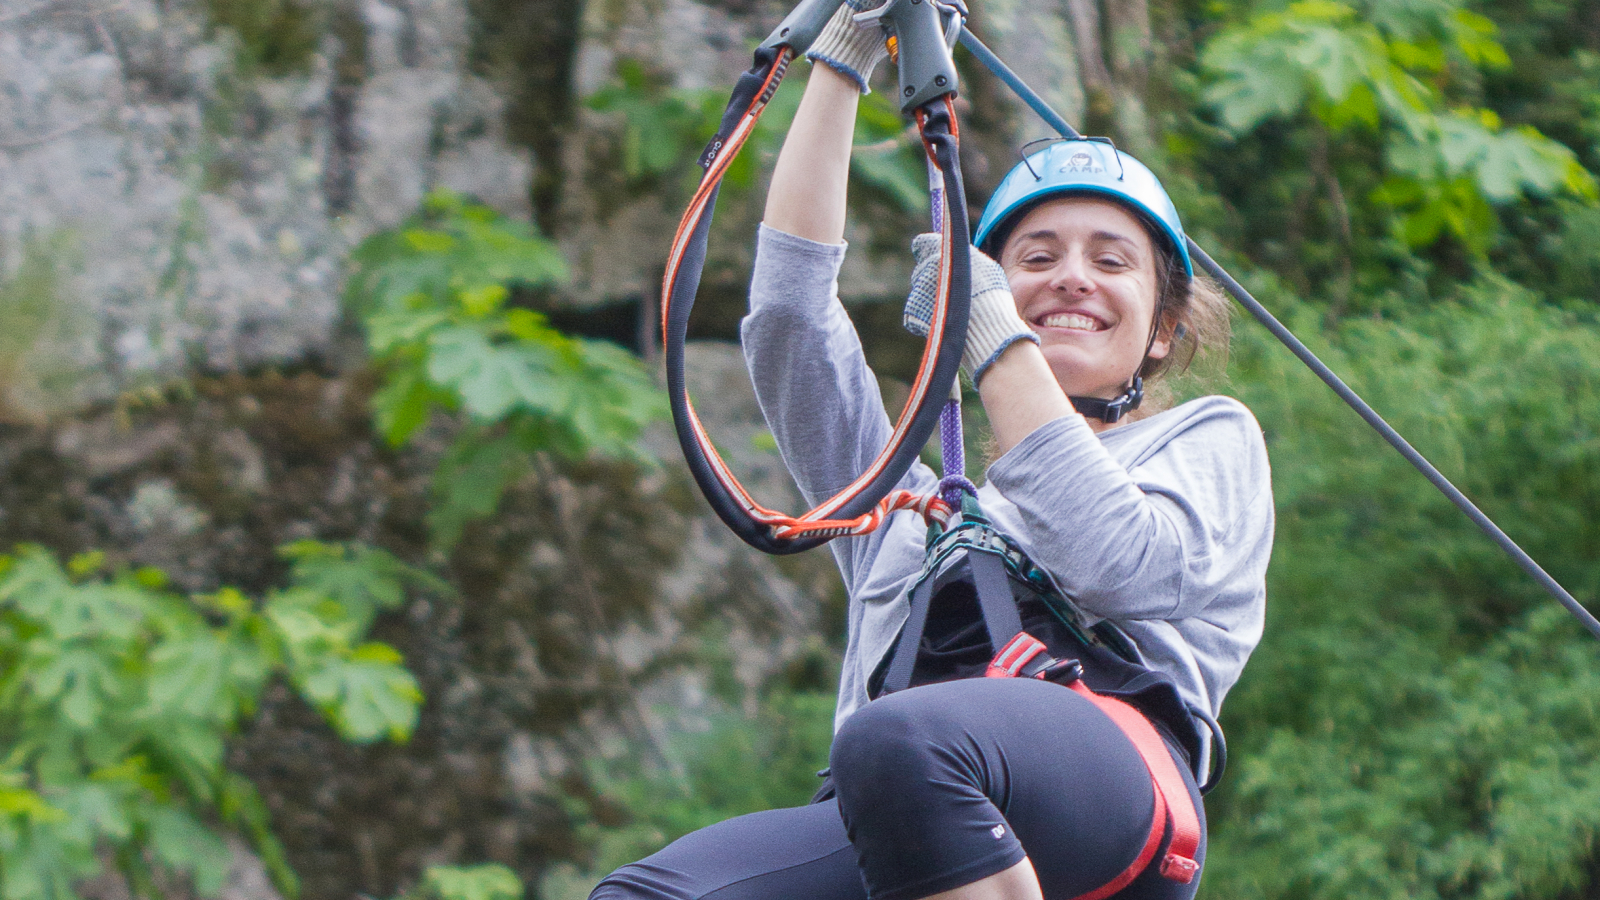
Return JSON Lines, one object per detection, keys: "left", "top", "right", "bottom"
{"left": 661, "top": 1, "right": 972, "bottom": 556}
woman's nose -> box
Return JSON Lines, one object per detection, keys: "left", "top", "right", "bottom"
{"left": 1047, "top": 253, "right": 1094, "bottom": 295}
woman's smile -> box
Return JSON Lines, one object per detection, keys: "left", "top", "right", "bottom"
{"left": 1035, "top": 310, "right": 1108, "bottom": 332}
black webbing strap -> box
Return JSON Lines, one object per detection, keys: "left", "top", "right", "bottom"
{"left": 880, "top": 544, "right": 1024, "bottom": 694}
{"left": 702, "top": 47, "right": 787, "bottom": 171}
{"left": 967, "top": 549, "right": 1024, "bottom": 646}
{"left": 882, "top": 575, "right": 936, "bottom": 694}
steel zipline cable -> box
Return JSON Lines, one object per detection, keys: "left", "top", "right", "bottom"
{"left": 957, "top": 28, "right": 1600, "bottom": 642}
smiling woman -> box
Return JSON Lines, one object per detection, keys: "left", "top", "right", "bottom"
{"left": 979, "top": 204, "right": 1232, "bottom": 446}
{"left": 591, "top": 15, "right": 1273, "bottom": 900}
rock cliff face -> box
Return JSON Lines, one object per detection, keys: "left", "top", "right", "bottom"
{"left": 1, "top": 0, "right": 1093, "bottom": 412}
{"left": 0, "top": 0, "right": 528, "bottom": 420}
{"left": 0, "top": 0, "right": 1106, "bottom": 895}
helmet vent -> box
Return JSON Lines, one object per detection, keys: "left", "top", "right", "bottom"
{"left": 1018, "top": 135, "right": 1125, "bottom": 181}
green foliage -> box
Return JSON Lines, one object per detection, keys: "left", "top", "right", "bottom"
{"left": 1214, "top": 606, "right": 1600, "bottom": 900}
{"left": 347, "top": 189, "right": 665, "bottom": 548}
{"left": 0, "top": 542, "right": 430, "bottom": 899}
{"left": 407, "top": 864, "right": 523, "bottom": 900}
{"left": 201, "top": 0, "right": 322, "bottom": 75}
{"left": 585, "top": 58, "right": 928, "bottom": 212}
{"left": 1200, "top": 0, "right": 1594, "bottom": 256}
{"left": 1206, "top": 282, "right": 1600, "bottom": 900}
{"left": 539, "top": 690, "right": 836, "bottom": 900}
{"left": 1204, "top": 0, "right": 1502, "bottom": 134}
{"left": 586, "top": 59, "right": 727, "bottom": 187}
{"left": 849, "top": 92, "right": 933, "bottom": 214}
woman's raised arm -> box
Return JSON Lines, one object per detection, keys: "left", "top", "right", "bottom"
{"left": 763, "top": 63, "right": 860, "bottom": 244}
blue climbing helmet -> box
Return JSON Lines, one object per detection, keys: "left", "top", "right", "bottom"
{"left": 973, "top": 139, "right": 1193, "bottom": 279}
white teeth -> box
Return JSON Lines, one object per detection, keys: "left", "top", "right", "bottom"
{"left": 1040, "top": 313, "right": 1104, "bottom": 331}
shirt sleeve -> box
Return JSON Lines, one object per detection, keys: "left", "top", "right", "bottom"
{"left": 986, "top": 397, "right": 1273, "bottom": 621}
{"left": 740, "top": 223, "right": 937, "bottom": 598}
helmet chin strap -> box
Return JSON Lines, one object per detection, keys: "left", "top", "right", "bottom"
{"left": 1070, "top": 378, "right": 1143, "bottom": 423}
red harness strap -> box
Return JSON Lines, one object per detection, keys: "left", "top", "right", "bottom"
{"left": 986, "top": 633, "right": 1201, "bottom": 897}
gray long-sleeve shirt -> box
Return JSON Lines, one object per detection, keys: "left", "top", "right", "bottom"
{"left": 741, "top": 225, "right": 1273, "bottom": 757}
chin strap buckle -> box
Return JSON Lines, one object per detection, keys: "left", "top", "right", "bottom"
{"left": 1070, "top": 376, "right": 1144, "bottom": 424}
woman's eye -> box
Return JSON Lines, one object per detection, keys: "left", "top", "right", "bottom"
{"left": 1096, "top": 255, "right": 1129, "bottom": 269}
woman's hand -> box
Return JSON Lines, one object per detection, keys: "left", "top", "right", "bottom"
{"left": 900, "top": 238, "right": 1082, "bottom": 453}
{"left": 805, "top": 3, "right": 892, "bottom": 94}
{"left": 902, "top": 235, "right": 1074, "bottom": 451}
{"left": 902, "top": 234, "right": 1039, "bottom": 383}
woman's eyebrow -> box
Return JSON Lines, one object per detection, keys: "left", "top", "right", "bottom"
{"left": 1091, "top": 230, "right": 1140, "bottom": 249}
{"left": 1016, "top": 228, "right": 1140, "bottom": 249}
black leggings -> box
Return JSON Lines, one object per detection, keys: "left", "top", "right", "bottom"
{"left": 590, "top": 678, "right": 1205, "bottom": 900}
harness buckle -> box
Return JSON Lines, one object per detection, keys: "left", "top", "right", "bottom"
{"left": 985, "top": 633, "right": 1085, "bottom": 683}
{"left": 985, "top": 632, "right": 1050, "bottom": 678}
{"left": 1035, "top": 657, "right": 1084, "bottom": 685}
{"left": 1160, "top": 854, "right": 1199, "bottom": 884}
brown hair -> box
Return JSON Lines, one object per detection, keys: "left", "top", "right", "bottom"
{"left": 1127, "top": 239, "right": 1231, "bottom": 417}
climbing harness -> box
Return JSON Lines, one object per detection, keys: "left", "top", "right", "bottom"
{"left": 948, "top": 27, "right": 1600, "bottom": 643}
{"left": 871, "top": 501, "right": 1209, "bottom": 893}
{"left": 662, "top": 0, "right": 971, "bottom": 555}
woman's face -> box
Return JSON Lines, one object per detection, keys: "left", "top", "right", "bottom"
{"left": 998, "top": 197, "right": 1170, "bottom": 400}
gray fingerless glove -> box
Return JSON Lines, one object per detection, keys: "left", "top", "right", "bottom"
{"left": 805, "top": 2, "right": 891, "bottom": 94}
{"left": 903, "top": 233, "right": 1039, "bottom": 384}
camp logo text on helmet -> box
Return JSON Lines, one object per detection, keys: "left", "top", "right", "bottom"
{"left": 973, "top": 138, "right": 1193, "bottom": 280}
{"left": 1061, "top": 151, "right": 1101, "bottom": 174}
